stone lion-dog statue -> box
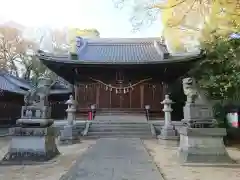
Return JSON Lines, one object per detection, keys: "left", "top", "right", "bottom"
{"left": 182, "top": 77, "right": 199, "bottom": 104}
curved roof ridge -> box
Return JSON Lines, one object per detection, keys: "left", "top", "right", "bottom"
{"left": 84, "top": 37, "right": 164, "bottom": 44}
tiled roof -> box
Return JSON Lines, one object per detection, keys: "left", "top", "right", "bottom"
{"left": 37, "top": 38, "right": 201, "bottom": 66}
{"left": 0, "top": 72, "right": 71, "bottom": 95}
{"left": 76, "top": 38, "right": 169, "bottom": 62}
{"left": 0, "top": 73, "right": 27, "bottom": 94}
{"left": 4, "top": 74, "right": 33, "bottom": 90}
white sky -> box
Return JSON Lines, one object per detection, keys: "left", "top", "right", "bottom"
{"left": 0, "top": 0, "right": 162, "bottom": 38}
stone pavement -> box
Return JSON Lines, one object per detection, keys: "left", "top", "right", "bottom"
{"left": 60, "top": 138, "right": 164, "bottom": 180}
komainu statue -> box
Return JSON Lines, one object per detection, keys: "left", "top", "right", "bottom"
{"left": 21, "top": 77, "right": 56, "bottom": 119}
{"left": 24, "top": 78, "right": 56, "bottom": 107}
{"left": 182, "top": 77, "right": 198, "bottom": 104}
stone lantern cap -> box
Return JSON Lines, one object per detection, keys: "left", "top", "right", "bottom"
{"left": 65, "top": 95, "right": 77, "bottom": 105}
{"left": 161, "top": 95, "right": 174, "bottom": 105}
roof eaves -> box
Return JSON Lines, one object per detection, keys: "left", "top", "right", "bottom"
{"left": 39, "top": 54, "right": 201, "bottom": 65}
{"left": 4, "top": 75, "right": 33, "bottom": 90}
{"left": 0, "top": 76, "right": 27, "bottom": 95}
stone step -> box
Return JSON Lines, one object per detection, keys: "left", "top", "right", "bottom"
{"left": 90, "top": 121, "right": 149, "bottom": 124}
{"left": 90, "top": 123, "right": 150, "bottom": 127}
{"left": 87, "top": 121, "right": 153, "bottom": 138}
{"left": 89, "top": 125, "right": 151, "bottom": 129}
{"left": 88, "top": 131, "right": 152, "bottom": 135}
{"left": 90, "top": 129, "right": 151, "bottom": 132}
{"left": 89, "top": 125, "right": 151, "bottom": 132}
{"left": 86, "top": 134, "right": 153, "bottom": 139}
{"left": 83, "top": 135, "right": 154, "bottom": 139}
{"left": 88, "top": 129, "right": 151, "bottom": 133}
{"left": 87, "top": 132, "right": 153, "bottom": 139}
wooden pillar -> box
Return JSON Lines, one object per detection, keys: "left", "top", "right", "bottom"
{"left": 96, "top": 84, "right": 100, "bottom": 108}
{"left": 129, "top": 90, "right": 132, "bottom": 108}
{"left": 140, "top": 84, "right": 144, "bottom": 108}
{"left": 162, "top": 82, "right": 168, "bottom": 98}
{"left": 74, "top": 84, "right": 78, "bottom": 102}
{"left": 109, "top": 90, "right": 112, "bottom": 108}
{"left": 74, "top": 68, "right": 79, "bottom": 103}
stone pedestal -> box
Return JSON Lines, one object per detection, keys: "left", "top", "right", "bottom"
{"left": 182, "top": 103, "right": 216, "bottom": 128}
{"left": 158, "top": 95, "right": 179, "bottom": 140}
{"left": 178, "top": 127, "right": 234, "bottom": 164}
{"left": 59, "top": 95, "right": 79, "bottom": 145}
{"left": 158, "top": 126, "right": 179, "bottom": 140}
{"left": 58, "top": 125, "right": 79, "bottom": 144}
{"left": 1, "top": 125, "right": 59, "bottom": 164}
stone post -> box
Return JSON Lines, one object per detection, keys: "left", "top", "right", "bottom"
{"left": 158, "top": 95, "right": 178, "bottom": 140}
{"left": 59, "top": 95, "right": 79, "bottom": 145}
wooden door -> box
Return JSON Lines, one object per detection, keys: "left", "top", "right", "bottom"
{"left": 76, "top": 84, "right": 97, "bottom": 108}
{"left": 76, "top": 81, "right": 164, "bottom": 110}
{"left": 144, "top": 83, "right": 164, "bottom": 110}
{"left": 98, "top": 84, "right": 110, "bottom": 108}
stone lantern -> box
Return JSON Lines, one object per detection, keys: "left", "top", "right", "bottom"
{"left": 59, "top": 95, "right": 79, "bottom": 144}
{"left": 65, "top": 95, "right": 77, "bottom": 125}
{"left": 158, "top": 94, "right": 178, "bottom": 140}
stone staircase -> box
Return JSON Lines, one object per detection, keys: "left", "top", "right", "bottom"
{"left": 86, "top": 121, "right": 153, "bottom": 139}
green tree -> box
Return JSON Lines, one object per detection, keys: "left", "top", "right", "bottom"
{"left": 191, "top": 30, "right": 240, "bottom": 103}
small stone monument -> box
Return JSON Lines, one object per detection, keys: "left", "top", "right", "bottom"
{"left": 58, "top": 95, "right": 79, "bottom": 144}
{"left": 178, "top": 77, "right": 233, "bottom": 163}
{"left": 158, "top": 95, "right": 178, "bottom": 140}
{"left": 1, "top": 78, "right": 59, "bottom": 164}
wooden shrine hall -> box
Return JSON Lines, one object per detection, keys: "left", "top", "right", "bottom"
{"left": 38, "top": 37, "right": 201, "bottom": 119}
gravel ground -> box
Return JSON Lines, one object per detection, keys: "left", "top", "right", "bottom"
{"left": 143, "top": 139, "right": 240, "bottom": 180}
{"left": 0, "top": 138, "right": 96, "bottom": 180}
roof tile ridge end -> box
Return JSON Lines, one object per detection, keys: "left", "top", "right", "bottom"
{"left": 153, "top": 40, "right": 165, "bottom": 60}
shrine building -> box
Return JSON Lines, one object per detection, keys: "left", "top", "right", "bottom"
{"left": 37, "top": 37, "right": 201, "bottom": 119}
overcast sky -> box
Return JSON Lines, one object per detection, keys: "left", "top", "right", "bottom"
{"left": 0, "top": 0, "right": 162, "bottom": 38}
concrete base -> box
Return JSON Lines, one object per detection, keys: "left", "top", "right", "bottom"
{"left": 158, "top": 126, "right": 179, "bottom": 140}
{"left": 178, "top": 127, "right": 234, "bottom": 164}
{"left": 58, "top": 125, "right": 79, "bottom": 145}
{"left": 1, "top": 126, "right": 59, "bottom": 165}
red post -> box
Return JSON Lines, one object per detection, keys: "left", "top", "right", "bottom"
{"left": 88, "top": 111, "right": 92, "bottom": 120}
